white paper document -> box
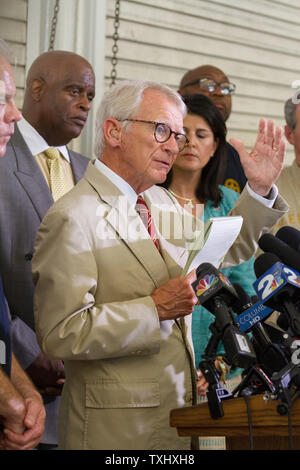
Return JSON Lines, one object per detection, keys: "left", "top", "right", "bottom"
{"left": 180, "top": 216, "right": 243, "bottom": 278}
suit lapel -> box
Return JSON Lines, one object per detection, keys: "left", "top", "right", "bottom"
{"left": 85, "top": 162, "right": 170, "bottom": 288}
{"left": 11, "top": 127, "right": 53, "bottom": 220}
{"left": 11, "top": 129, "right": 88, "bottom": 221}
{"left": 69, "top": 150, "right": 89, "bottom": 183}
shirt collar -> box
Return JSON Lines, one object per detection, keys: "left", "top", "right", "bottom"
{"left": 17, "top": 118, "right": 70, "bottom": 162}
{"left": 94, "top": 159, "right": 139, "bottom": 206}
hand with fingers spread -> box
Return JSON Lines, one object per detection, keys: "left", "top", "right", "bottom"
{"left": 229, "top": 118, "right": 286, "bottom": 197}
{"left": 151, "top": 270, "right": 198, "bottom": 321}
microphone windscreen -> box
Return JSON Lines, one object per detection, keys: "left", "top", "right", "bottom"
{"left": 193, "top": 262, "right": 238, "bottom": 308}
{"left": 258, "top": 233, "right": 300, "bottom": 273}
{"left": 232, "top": 283, "right": 252, "bottom": 313}
{"left": 254, "top": 252, "right": 280, "bottom": 279}
{"left": 276, "top": 313, "right": 289, "bottom": 331}
{"left": 276, "top": 226, "right": 300, "bottom": 252}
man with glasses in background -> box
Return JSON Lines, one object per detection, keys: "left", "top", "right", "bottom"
{"left": 179, "top": 64, "right": 247, "bottom": 194}
{"left": 32, "top": 79, "right": 288, "bottom": 450}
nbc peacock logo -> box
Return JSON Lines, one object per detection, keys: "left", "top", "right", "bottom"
{"left": 219, "top": 272, "right": 232, "bottom": 287}
{"left": 195, "top": 274, "right": 218, "bottom": 296}
{"left": 271, "top": 275, "right": 284, "bottom": 291}
{"left": 290, "top": 273, "right": 300, "bottom": 286}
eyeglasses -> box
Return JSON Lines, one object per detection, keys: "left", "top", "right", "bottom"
{"left": 118, "top": 119, "right": 189, "bottom": 152}
{"left": 181, "top": 78, "right": 236, "bottom": 95}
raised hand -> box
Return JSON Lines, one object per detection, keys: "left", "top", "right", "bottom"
{"left": 229, "top": 118, "right": 286, "bottom": 197}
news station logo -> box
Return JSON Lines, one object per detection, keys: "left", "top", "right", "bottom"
{"left": 194, "top": 274, "right": 218, "bottom": 296}
{"left": 291, "top": 340, "right": 300, "bottom": 365}
{"left": 194, "top": 272, "right": 231, "bottom": 297}
{"left": 254, "top": 262, "right": 300, "bottom": 301}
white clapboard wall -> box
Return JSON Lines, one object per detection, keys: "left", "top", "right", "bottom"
{"left": 0, "top": 0, "right": 27, "bottom": 110}
{"left": 105, "top": 0, "right": 300, "bottom": 164}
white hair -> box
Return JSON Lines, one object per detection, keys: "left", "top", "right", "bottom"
{"left": 284, "top": 97, "right": 297, "bottom": 131}
{"left": 94, "top": 79, "right": 186, "bottom": 157}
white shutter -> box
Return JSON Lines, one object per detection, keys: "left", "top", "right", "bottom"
{"left": 0, "top": 0, "right": 28, "bottom": 109}
{"left": 105, "top": 0, "right": 300, "bottom": 163}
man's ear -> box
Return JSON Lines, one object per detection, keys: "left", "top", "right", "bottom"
{"left": 284, "top": 124, "right": 295, "bottom": 146}
{"left": 31, "top": 78, "right": 45, "bottom": 102}
{"left": 102, "top": 118, "right": 122, "bottom": 147}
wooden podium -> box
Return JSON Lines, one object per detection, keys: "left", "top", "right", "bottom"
{"left": 170, "top": 394, "right": 300, "bottom": 450}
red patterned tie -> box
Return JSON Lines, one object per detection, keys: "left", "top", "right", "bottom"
{"left": 135, "top": 195, "right": 160, "bottom": 253}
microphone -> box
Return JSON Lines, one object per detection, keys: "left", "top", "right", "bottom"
{"left": 192, "top": 263, "right": 256, "bottom": 369}
{"left": 276, "top": 226, "right": 300, "bottom": 252}
{"left": 233, "top": 283, "right": 289, "bottom": 376}
{"left": 254, "top": 252, "right": 300, "bottom": 337}
{"left": 258, "top": 232, "right": 300, "bottom": 273}
{"left": 275, "top": 227, "right": 300, "bottom": 318}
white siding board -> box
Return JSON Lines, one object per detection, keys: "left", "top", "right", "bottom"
{"left": 0, "top": 0, "right": 28, "bottom": 109}
{"left": 0, "top": 0, "right": 27, "bottom": 21}
{"left": 105, "top": 0, "right": 300, "bottom": 164}
{"left": 0, "top": 18, "right": 27, "bottom": 43}
{"left": 1, "top": 0, "right": 298, "bottom": 166}
{"left": 106, "top": 17, "right": 300, "bottom": 69}
{"left": 112, "top": 0, "right": 300, "bottom": 39}
{"left": 105, "top": 36, "right": 296, "bottom": 82}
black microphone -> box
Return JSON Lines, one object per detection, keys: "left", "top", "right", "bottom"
{"left": 233, "top": 282, "right": 289, "bottom": 376}
{"left": 275, "top": 227, "right": 300, "bottom": 318}
{"left": 192, "top": 263, "right": 256, "bottom": 369}
{"left": 254, "top": 252, "right": 300, "bottom": 337}
{"left": 276, "top": 226, "right": 300, "bottom": 253}
{"left": 258, "top": 232, "right": 300, "bottom": 273}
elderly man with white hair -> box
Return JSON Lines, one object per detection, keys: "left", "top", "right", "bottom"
{"left": 32, "top": 79, "right": 288, "bottom": 450}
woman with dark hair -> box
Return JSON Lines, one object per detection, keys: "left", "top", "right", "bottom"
{"left": 160, "top": 94, "right": 256, "bottom": 383}
{"left": 163, "top": 93, "right": 228, "bottom": 211}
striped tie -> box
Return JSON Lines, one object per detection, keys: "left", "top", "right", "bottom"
{"left": 135, "top": 195, "right": 160, "bottom": 253}
{"left": 45, "top": 148, "right": 69, "bottom": 201}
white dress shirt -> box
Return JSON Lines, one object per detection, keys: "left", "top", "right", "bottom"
{"left": 17, "top": 118, "right": 70, "bottom": 162}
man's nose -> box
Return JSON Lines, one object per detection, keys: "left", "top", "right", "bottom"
{"left": 5, "top": 100, "right": 22, "bottom": 123}
{"left": 164, "top": 133, "right": 182, "bottom": 154}
{"left": 79, "top": 94, "right": 92, "bottom": 112}
{"left": 210, "top": 85, "right": 223, "bottom": 96}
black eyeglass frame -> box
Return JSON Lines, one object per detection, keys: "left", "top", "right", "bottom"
{"left": 118, "top": 118, "right": 189, "bottom": 151}
{"left": 181, "top": 78, "right": 236, "bottom": 95}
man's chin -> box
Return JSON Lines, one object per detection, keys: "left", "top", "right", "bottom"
{"left": 142, "top": 168, "right": 169, "bottom": 191}
{"left": 154, "top": 170, "right": 168, "bottom": 184}
{"left": 65, "top": 122, "right": 85, "bottom": 140}
{"left": 54, "top": 128, "right": 82, "bottom": 146}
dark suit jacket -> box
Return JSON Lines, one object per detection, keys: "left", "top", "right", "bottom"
{"left": 0, "top": 125, "right": 89, "bottom": 329}
{"left": 0, "top": 125, "right": 89, "bottom": 443}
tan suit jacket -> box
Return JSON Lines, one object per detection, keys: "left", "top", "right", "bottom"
{"left": 32, "top": 160, "right": 288, "bottom": 450}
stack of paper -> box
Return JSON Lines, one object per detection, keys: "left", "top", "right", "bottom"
{"left": 180, "top": 216, "right": 243, "bottom": 278}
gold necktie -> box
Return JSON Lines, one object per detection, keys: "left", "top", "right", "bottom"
{"left": 45, "top": 148, "right": 69, "bottom": 201}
